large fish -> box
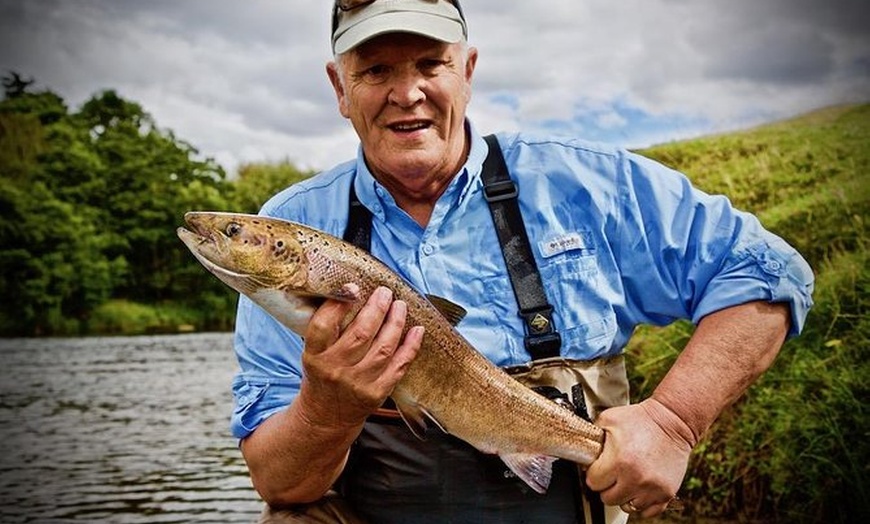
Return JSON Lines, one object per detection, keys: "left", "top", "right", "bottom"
{"left": 177, "top": 211, "right": 604, "bottom": 493}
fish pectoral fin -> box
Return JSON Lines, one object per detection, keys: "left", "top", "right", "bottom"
{"left": 500, "top": 453, "right": 558, "bottom": 494}
{"left": 393, "top": 395, "right": 447, "bottom": 441}
{"left": 426, "top": 295, "right": 467, "bottom": 326}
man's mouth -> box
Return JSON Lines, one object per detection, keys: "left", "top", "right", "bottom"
{"left": 388, "top": 120, "right": 431, "bottom": 133}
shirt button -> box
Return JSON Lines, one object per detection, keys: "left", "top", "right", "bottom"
{"left": 422, "top": 244, "right": 435, "bottom": 255}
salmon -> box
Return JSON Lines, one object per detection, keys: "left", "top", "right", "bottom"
{"left": 177, "top": 211, "right": 604, "bottom": 493}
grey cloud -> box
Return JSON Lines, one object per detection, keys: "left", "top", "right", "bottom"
{"left": 699, "top": 25, "right": 837, "bottom": 84}
{"left": 0, "top": 0, "right": 867, "bottom": 171}
{"left": 685, "top": 0, "right": 868, "bottom": 84}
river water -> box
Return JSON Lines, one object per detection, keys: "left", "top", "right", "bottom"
{"left": 0, "top": 333, "right": 264, "bottom": 523}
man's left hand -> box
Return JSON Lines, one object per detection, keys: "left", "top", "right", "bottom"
{"left": 585, "top": 398, "right": 695, "bottom": 518}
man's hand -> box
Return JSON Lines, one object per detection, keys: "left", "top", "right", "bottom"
{"left": 242, "top": 284, "right": 425, "bottom": 505}
{"left": 299, "top": 284, "right": 425, "bottom": 429}
{"left": 586, "top": 398, "right": 694, "bottom": 518}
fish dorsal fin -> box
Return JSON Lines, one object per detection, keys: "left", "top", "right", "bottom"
{"left": 500, "top": 453, "right": 557, "bottom": 494}
{"left": 392, "top": 391, "right": 447, "bottom": 440}
{"left": 426, "top": 294, "right": 467, "bottom": 326}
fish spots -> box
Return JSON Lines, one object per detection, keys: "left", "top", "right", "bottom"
{"left": 273, "top": 239, "right": 286, "bottom": 257}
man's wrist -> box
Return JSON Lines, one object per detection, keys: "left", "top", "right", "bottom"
{"left": 642, "top": 396, "right": 700, "bottom": 450}
{"left": 295, "top": 380, "right": 369, "bottom": 434}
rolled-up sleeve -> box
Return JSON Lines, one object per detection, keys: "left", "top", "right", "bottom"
{"left": 694, "top": 227, "right": 814, "bottom": 337}
{"left": 230, "top": 294, "right": 304, "bottom": 439}
{"left": 617, "top": 151, "right": 814, "bottom": 337}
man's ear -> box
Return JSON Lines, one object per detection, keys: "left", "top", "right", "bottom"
{"left": 463, "top": 47, "right": 478, "bottom": 103}
{"left": 326, "top": 61, "right": 350, "bottom": 119}
{"left": 465, "top": 46, "right": 479, "bottom": 83}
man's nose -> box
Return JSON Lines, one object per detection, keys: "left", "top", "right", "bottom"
{"left": 387, "top": 69, "right": 426, "bottom": 108}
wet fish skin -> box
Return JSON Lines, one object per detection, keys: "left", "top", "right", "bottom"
{"left": 177, "top": 211, "right": 605, "bottom": 493}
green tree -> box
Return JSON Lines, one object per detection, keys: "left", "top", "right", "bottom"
{"left": 74, "top": 89, "right": 231, "bottom": 303}
{"left": 0, "top": 74, "right": 238, "bottom": 335}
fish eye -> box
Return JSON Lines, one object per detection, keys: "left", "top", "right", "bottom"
{"left": 225, "top": 222, "right": 242, "bottom": 237}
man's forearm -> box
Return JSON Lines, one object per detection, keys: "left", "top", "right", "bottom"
{"left": 652, "top": 300, "right": 791, "bottom": 443}
{"left": 240, "top": 384, "right": 365, "bottom": 505}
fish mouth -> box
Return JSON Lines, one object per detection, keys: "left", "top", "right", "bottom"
{"left": 176, "top": 212, "right": 252, "bottom": 282}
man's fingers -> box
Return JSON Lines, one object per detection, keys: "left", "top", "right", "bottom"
{"left": 305, "top": 283, "right": 362, "bottom": 353}
{"left": 383, "top": 325, "right": 424, "bottom": 378}
{"left": 361, "top": 297, "right": 410, "bottom": 363}
{"left": 335, "top": 287, "right": 395, "bottom": 361}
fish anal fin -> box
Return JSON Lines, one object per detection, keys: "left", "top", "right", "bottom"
{"left": 426, "top": 295, "right": 467, "bottom": 326}
{"left": 500, "top": 453, "right": 557, "bottom": 494}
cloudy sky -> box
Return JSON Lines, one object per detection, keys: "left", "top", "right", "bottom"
{"left": 1, "top": 0, "right": 868, "bottom": 174}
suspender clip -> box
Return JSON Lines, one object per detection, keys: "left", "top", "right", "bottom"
{"left": 483, "top": 179, "right": 518, "bottom": 203}
{"left": 524, "top": 332, "right": 562, "bottom": 361}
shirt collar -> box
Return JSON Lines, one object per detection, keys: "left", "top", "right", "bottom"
{"left": 351, "top": 120, "right": 489, "bottom": 222}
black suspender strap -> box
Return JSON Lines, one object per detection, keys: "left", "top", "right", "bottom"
{"left": 481, "top": 134, "right": 561, "bottom": 360}
{"left": 343, "top": 184, "right": 372, "bottom": 251}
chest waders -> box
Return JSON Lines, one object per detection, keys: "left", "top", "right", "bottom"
{"left": 337, "top": 135, "right": 627, "bottom": 524}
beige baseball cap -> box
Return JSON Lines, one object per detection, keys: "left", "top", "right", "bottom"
{"left": 331, "top": 0, "right": 467, "bottom": 54}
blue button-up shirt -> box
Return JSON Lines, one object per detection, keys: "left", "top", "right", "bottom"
{"left": 230, "top": 124, "right": 814, "bottom": 439}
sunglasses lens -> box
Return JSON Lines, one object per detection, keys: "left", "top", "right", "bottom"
{"left": 337, "top": 0, "right": 374, "bottom": 11}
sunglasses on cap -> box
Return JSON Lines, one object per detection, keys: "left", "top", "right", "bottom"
{"left": 331, "top": 0, "right": 466, "bottom": 38}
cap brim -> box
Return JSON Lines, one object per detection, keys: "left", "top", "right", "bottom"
{"left": 333, "top": 12, "right": 465, "bottom": 54}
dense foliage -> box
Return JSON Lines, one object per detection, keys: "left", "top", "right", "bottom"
{"left": 0, "top": 74, "right": 313, "bottom": 335}
{"left": 631, "top": 104, "right": 869, "bottom": 522}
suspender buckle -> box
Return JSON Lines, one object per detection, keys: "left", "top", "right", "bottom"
{"left": 520, "top": 306, "right": 561, "bottom": 360}
{"left": 483, "top": 179, "right": 518, "bottom": 203}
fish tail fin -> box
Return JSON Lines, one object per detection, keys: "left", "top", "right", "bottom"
{"left": 500, "top": 453, "right": 557, "bottom": 494}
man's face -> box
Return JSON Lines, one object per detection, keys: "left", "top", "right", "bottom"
{"left": 328, "top": 33, "right": 478, "bottom": 191}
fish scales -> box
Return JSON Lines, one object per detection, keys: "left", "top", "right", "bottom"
{"left": 178, "top": 212, "right": 605, "bottom": 493}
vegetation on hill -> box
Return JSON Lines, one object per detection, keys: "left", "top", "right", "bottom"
{"left": 1, "top": 71, "right": 866, "bottom": 521}
{"left": 631, "top": 104, "right": 868, "bottom": 522}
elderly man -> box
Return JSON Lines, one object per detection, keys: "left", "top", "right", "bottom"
{"left": 232, "top": 1, "right": 814, "bottom": 523}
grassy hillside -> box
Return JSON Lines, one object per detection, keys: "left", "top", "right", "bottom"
{"left": 628, "top": 104, "right": 869, "bottom": 522}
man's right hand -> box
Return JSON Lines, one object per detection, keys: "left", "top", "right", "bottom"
{"left": 299, "top": 284, "right": 425, "bottom": 428}
{"left": 241, "top": 284, "right": 424, "bottom": 506}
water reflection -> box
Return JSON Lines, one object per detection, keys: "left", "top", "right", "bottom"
{"left": 0, "top": 333, "right": 263, "bottom": 523}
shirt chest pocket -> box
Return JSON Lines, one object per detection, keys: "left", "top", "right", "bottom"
{"left": 538, "top": 253, "right": 617, "bottom": 358}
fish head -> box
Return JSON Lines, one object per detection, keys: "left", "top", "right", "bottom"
{"left": 177, "top": 211, "right": 310, "bottom": 296}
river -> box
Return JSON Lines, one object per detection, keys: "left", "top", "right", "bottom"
{"left": 0, "top": 333, "right": 264, "bottom": 523}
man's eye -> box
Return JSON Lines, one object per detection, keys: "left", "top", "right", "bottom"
{"left": 419, "top": 59, "right": 447, "bottom": 74}
{"left": 358, "top": 65, "right": 390, "bottom": 84}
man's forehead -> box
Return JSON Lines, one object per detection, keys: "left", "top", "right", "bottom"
{"left": 349, "top": 32, "right": 457, "bottom": 59}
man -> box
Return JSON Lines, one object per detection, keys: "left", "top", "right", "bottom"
{"left": 232, "top": 1, "right": 814, "bottom": 523}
